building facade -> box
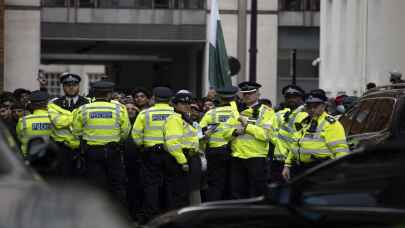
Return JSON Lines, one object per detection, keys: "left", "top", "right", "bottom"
{"left": 320, "top": 0, "right": 405, "bottom": 97}
{"left": 3, "top": 0, "right": 321, "bottom": 102}
{"left": 0, "top": 0, "right": 3, "bottom": 90}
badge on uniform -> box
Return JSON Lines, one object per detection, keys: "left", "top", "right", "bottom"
{"left": 32, "top": 123, "right": 51, "bottom": 130}
{"left": 90, "top": 112, "right": 113, "bottom": 119}
{"left": 152, "top": 114, "right": 170, "bottom": 121}
{"left": 218, "top": 115, "right": 230, "bottom": 122}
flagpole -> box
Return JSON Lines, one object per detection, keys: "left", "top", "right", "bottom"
{"left": 203, "top": 0, "right": 211, "bottom": 97}
{"left": 249, "top": 0, "right": 258, "bottom": 82}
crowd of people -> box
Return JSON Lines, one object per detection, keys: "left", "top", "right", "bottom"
{"left": 0, "top": 72, "right": 369, "bottom": 225}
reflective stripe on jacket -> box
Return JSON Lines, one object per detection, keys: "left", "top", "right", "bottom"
{"left": 199, "top": 104, "right": 237, "bottom": 148}
{"left": 131, "top": 103, "right": 174, "bottom": 147}
{"left": 72, "top": 101, "right": 130, "bottom": 146}
{"left": 163, "top": 113, "right": 200, "bottom": 165}
{"left": 48, "top": 102, "right": 80, "bottom": 149}
{"left": 16, "top": 109, "right": 52, "bottom": 156}
{"left": 223, "top": 104, "right": 276, "bottom": 159}
{"left": 285, "top": 112, "right": 350, "bottom": 165}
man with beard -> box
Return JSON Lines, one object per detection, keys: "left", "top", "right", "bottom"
{"left": 271, "top": 85, "right": 305, "bottom": 183}
{"left": 48, "top": 73, "right": 89, "bottom": 178}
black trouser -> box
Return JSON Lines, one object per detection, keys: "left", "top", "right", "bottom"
{"left": 269, "top": 160, "right": 285, "bottom": 184}
{"left": 138, "top": 147, "right": 165, "bottom": 223}
{"left": 85, "top": 144, "right": 127, "bottom": 205}
{"left": 164, "top": 154, "right": 190, "bottom": 211}
{"left": 54, "top": 141, "right": 76, "bottom": 179}
{"left": 205, "top": 146, "right": 230, "bottom": 201}
{"left": 124, "top": 142, "right": 143, "bottom": 221}
{"left": 230, "top": 157, "right": 267, "bottom": 199}
{"left": 188, "top": 154, "right": 202, "bottom": 191}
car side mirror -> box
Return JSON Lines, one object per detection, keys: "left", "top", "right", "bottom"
{"left": 26, "top": 136, "right": 60, "bottom": 176}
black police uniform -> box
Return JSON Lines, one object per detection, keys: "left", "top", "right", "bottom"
{"left": 202, "top": 86, "right": 239, "bottom": 201}
{"left": 133, "top": 87, "right": 174, "bottom": 223}
{"left": 52, "top": 73, "right": 89, "bottom": 178}
{"left": 79, "top": 81, "right": 128, "bottom": 206}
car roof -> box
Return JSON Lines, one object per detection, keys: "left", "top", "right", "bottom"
{"left": 363, "top": 83, "right": 405, "bottom": 98}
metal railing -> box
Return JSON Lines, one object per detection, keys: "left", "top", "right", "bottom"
{"left": 41, "top": 0, "right": 205, "bottom": 9}
{"left": 279, "top": 0, "right": 320, "bottom": 11}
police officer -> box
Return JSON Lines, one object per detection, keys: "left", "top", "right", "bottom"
{"left": 131, "top": 86, "right": 174, "bottom": 223}
{"left": 282, "top": 89, "right": 350, "bottom": 181}
{"left": 199, "top": 85, "right": 239, "bottom": 201}
{"left": 72, "top": 80, "right": 130, "bottom": 204}
{"left": 271, "top": 85, "right": 305, "bottom": 183}
{"left": 163, "top": 91, "right": 200, "bottom": 209}
{"left": 224, "top": 82, "right": 276, "bottom": 199}
{"left": 16, "top": 90, "right": 51, "bottom": 156}
{"left": 48, "top": 73, "right": 89, "bottom": 177}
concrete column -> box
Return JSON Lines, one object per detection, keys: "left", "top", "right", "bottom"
{"left": 320, "top": 0, "right": 405, "bottom": 97}
{"left": 4, "top": 0, "right": 40, "bottom": 92}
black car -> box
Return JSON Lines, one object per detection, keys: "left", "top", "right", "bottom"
{"left": 0, "top": 122, "right": 131, "bottom": 228}
{"left": 340, "top": 83, "right": 405, "bottom": 149}
{"left": 147, "top": 143, "right": 405, "bottom": 228}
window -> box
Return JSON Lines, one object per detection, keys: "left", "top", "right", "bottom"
{"left": 279, "top": 0, "right": 320, "bottom": 11}
{"left": 78, "top": 0, "right": 96, "bottom": 7}
{"left": 154, "top": 0, "right": 170, "bottom": 8}
{"left": 135, "top": 0, "right": 152, "bottom": 8}
{"left": 339, "top": 102, "right": 361, "bottom": 134}
{"left": 363, "top": 99, "right": 395, "bottom": 133}
{"left": 41, "top": 0, "right": 67, "bottom": 7}
{"left": 43, "top": 72, "right": 63, "bottom": 97}
{"left": 348, "top": 99, "right": 376, "bottom": 135}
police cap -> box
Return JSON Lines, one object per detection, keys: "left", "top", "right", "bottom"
{"left": 305, "top": 89, "right": 328, "bottom": 104}
{"left": 153, "top": 87, "right": 173, "bottom": 100}
{"left": 172, "top": 90, "right": 192, "bottom": 104}
{"left": 30, "top": 90, "right": 49, "bottom": 103}
{"left": 282, "top": 84, "right": 305, "bottom": 97}
{"left": 238, "top": 81, "right": 262, "bottom": 93}
{"left": 92, "top": 80, "right": 115, "bottom": 92}
{"left": 216, "top": 85, "right": 239, "bottom": 98}
{"left": 60, "top": 72, "right": 81, "bottom": 84}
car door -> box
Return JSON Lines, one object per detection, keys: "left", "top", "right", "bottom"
{"left": 290, "top": 147, "right": 405, "bottom": 209}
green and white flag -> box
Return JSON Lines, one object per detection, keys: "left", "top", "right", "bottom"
{"left": 208, "top": 0, "right": 231, "bottom": 89}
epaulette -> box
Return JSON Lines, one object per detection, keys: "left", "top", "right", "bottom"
{"left": 283, "top": 111, "right": 291, "bottom": 122}
{"left": 325, "top": 115, "right": 336, "bottom": 124}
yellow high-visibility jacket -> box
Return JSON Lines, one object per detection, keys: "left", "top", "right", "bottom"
{"left": 223, "top": 104, "right": 277, "bottom": 159}
{"left": 47, "top": 102, "right": 80, "bottom": 149}
{"left": 72, "top": 101, "right": 130, "bottom": 146}
{"left": 163, "top": 113, "right": 200, "bottom": 165}
{"left": 273, "top": 106, "right": 308, "bottom": 161}
{"left": 131, "top": 103, "right": 174, "bottom": 148}
{"left": 199, "top": 103, "right": 239, "bottom": 148}
{"left": 16, "top": 109, "right": 51, "bottom": 156}
{"left": 285, "top": 112, "right": 350, "bottom": 166}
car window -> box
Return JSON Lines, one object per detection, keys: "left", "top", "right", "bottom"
{"left": 340, "top": 103, "right": 361, "bottom": 134}
{"left": 363, "top": 98, "right": 395, "bottom": 133}
{"left": 348, "top": 99, "right": 376, "bottom": 135}
{"left": 295, "top": 149, "right": 405, "bottom": 209}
